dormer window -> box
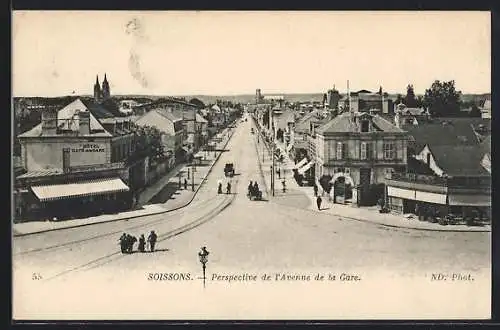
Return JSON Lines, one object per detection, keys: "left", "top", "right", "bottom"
{"left": 361, "top": 120, "right": 369, "bottom": 132}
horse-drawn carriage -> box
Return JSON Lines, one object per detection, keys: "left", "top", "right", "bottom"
{"left": 224, "top": 163, "right": 235, "bottom": 177}
{"left": 247, "top": 185, "right": 263, "bottom": 201}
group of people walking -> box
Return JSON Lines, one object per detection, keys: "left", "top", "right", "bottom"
{"left": 218, "top": 180, "right": 231, "bottom": 194}
{"left": 119, "top": 230, "right": 158, "bottom": 254}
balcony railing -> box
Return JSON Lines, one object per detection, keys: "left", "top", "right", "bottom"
{"left": 388, "top": 172, "right": 447, "bottom": 186}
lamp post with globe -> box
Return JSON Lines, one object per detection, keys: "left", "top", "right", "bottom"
{"left": 198, "top": 246, "right": 209, "bottom": 288}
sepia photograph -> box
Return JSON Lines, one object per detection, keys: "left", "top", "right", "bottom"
{"left": 12, "top": 11, "right": 491, "bottom": 320}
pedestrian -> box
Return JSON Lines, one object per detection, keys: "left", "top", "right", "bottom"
{"left": 138, "top": 234, "right": 146, "bottom": 253}
{"left": 313, "top": 184, "right": 318, "bottom": 197}
{"left": 253, "top": 182, "right": 259, "bottom": 194}
{"left": 277, "top": 167, "right": 281, "bottom": 179}
{"left": 126, "top": 234, "right": 137, "bottom": 253}
{"left": 184, "top": 178, "right": 188, "bottom": 190}
{"left": 118, "top": 233, "right": 128, "bottom": 254}
{"left": 316, "top": 196, "right": 322, "bottom": 211}
{"left": 226, "top": 182, "right": 231, "bottom": 194}
{"left": 148, "top": 230, "right": 158, "bottom": 252}
{"left": 248, "top": 181, "right": 253, "bottom": 196}
{"left": 281, "top": 179, "right": 286, "bottom": 193}
{"left": 217, "top": 181, "right": 223, "bottom": 194}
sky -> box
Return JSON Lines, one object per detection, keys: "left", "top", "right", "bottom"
{"left": 12, "top": 11, "right": 491, "bottom": 97}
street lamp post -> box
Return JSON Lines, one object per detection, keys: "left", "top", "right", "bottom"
{"left": 198, "top": 247, "right": 209, "bottom": 289}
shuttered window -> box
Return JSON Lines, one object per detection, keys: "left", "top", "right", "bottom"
{"left": 384, "top": 142, "right": 395, "bottom": 160}
{"left": 336, "top": 142, "right": 343, "bottom": 159}
{"left": 360, "top": 142, "right": 367, "bottom": 160}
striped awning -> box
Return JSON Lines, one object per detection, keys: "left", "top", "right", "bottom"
{"left": 298, "top": 161, "right": 315, "bottom": 175}
{"left": 31, "top": 178, "right": 130, "bottom": 202}
{"left": 293, "top": 158, "right": 308, "bottom": 170}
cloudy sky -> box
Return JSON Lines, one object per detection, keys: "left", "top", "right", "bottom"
{"left": 12, "top": 11, "right": 490, "bottom": 97}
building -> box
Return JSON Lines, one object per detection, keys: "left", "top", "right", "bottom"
{"left": 314, "top": 111, "right": 408, "bottom": 206}
{"left": 393, "top": 102, "right": 430, "bottom": 129}
{"left": 293, "top": 108, "right": 329, "bottom": 162}
{"left": 480, "top": 98, "right": 491, "bottom": 119}
{"left": 385, "top": 142, "right": 491, "bottom": 221}
{"left": 118, "top": 99, "right": 140, "bottom": 115}
{"left": 325, "top": 86, "right": 341, "bottom": 109}
{"left": 256, "top": 89, "right": 262, "bottom": 104}
{"left": 15, "top": 98, "right": 138, "bottom": 222}
{"left": 338, "top": 90, "right": 393, "bottom": 114}
{"left": 134, "top": 97, "right": 199, "bottom": 151}
{"left": 195, "top": 113, "right": 209, "bottom": 148}
{"left": 133, "top": 108, "right": 185, "bottom": 164}
{"left": 93, "top": 74, "right": 111, "bottom": 103}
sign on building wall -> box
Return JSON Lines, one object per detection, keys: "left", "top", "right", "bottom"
{"left": 70, "top": 144, "right": 106, "bottom": 153}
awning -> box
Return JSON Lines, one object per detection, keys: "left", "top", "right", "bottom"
{"left": 449, "top": 194, "right": 491, "bottom": 207}
{"left": 415, "top": 191, "right": 447, "bottom": 205}
{"left": 298, "top": 161, "right": 314, "bottom": 175}
{"left": 293, "top": 158, "right": 308, "bottom": 170}
{"left": 387, "top": 186, "right": 416, "bottom": 200}
{"left": 31, "top": 178, "right": 130, "bottom": 202}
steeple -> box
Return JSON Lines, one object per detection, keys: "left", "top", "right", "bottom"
{"left": 101, "top": 73, "right": 110, "bottom": 100}
{"left": 94, "top": 75, "right": 101, "bottom": 102}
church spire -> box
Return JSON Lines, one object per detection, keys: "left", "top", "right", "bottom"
{"left": 101, "top": 73, "right": 110, "bottom": 100}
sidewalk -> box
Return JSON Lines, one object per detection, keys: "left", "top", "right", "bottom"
{"left": 298, "top": 182, "right": 491, "bottom": 233}
{"left": 253, "top": 125, "right": 308, "bottom": 207}
{"left": 13, "top": 127, "right": 236, "bottom": 237}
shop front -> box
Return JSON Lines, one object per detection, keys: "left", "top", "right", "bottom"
{"left": 27, "top": 177, "right": 131, "bottom": 221}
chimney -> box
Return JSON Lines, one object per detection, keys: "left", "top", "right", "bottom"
{"left": 78, "top": 110, "right": 91, "bottom": 135}
{"left": 41, "top": 107, "right": 58, "bottom": 135}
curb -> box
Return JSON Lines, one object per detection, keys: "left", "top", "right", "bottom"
{"left": 299, "top": 194, "right": 491, "bottom": 233}
{"left": 14, "top": 127, "right": 236, "bottom": 238}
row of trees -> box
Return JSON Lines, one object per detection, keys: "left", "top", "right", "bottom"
{"left": 396, "top": 80, "right": 484, "bottom": 117}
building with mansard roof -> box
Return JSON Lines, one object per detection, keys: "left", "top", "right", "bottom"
{"left": 314, "top": 111, "right": 408, "bottom": 206}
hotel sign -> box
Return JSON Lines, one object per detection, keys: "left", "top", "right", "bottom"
{"left": 70, "top": 143, "right": 105, "bottom": 153}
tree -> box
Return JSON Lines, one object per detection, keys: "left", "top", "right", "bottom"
{"left": 189, "top": 98, "right": 205, "bottom": 109}
{"left": 378, "top": 86, "right": 383, "bottom": 95}
{"left": 423, "top": 80, "right": 462, "bottom": 117}
{"left": 404, "top": 84, "right": 417, "bottom": 107}
{"left": 322, "top": 93, "right": 327, "bottom": 104}
{"left": 469, "top": 105, "right": 482, "bottom": 118}
{"left": 416, "top": 95, "right": 424, "bottom": 108}
{"left": 395, "top": 94, "right": 404, "bottom": 105}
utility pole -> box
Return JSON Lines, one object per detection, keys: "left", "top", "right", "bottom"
{"left": 191, "top": 164, "right": 195, "bottom": 191}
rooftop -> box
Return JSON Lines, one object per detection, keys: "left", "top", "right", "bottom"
{"left": 317, "top": 111, "right": 404, "bottom": 135}
{"left": 428, "top": 145, "right": 490, "bottom": 177}
{"left": 18, "top": 98, "right": 112, "bottom": 138}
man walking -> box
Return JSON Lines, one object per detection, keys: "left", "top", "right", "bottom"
{"left": 316, "top": 196, "right": 322, "bottom": 211}
{"left": 148, "top": 230, "right": 158, "bottom": 252}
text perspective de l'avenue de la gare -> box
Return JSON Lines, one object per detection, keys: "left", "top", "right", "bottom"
{"left": 147, "top": 272, "right": 361, "bottom": 283}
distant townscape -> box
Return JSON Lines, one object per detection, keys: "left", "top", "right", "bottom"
{"left": 13, "top": 76, "right": 491, "bottom": 225}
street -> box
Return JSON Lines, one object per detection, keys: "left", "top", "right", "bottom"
{"left": 13, "top": 115, "right": 491, "bottom": 319}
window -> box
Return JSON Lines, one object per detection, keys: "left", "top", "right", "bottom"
{"left": 426, "top": 153, "right": 431, "bottom": 166}
{"left": 336, "top": 142, "right": 343, "bottom": 159}
{"left": 385, "top": 168, "right": 393, "bottom": 178}
{"left": 360, "top": 142, "right": 367, "bottom": 160}
{"left": 361, "top": 120, "right": 369, "bottom": 132}
{"left": 384, "top": 142, "right": 395, "bottom": 160}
